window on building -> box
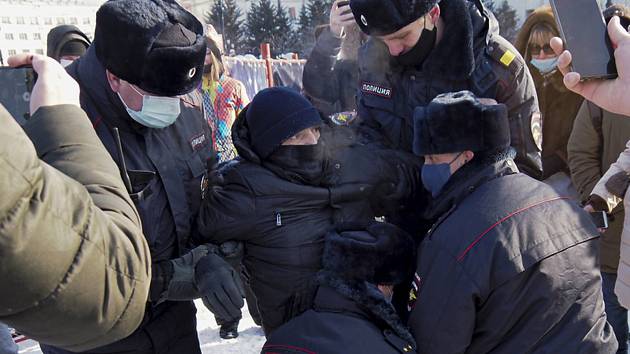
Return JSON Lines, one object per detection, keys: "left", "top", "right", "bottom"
{"left": 22, "top": 49, "right": 30, "bottom": 53}
{"left": 8, "top": 49, "right": 16, "bottom": 56}
{"left": 5, "top": 33, "right": 13, "bottom": 40}
{"left": 35, "top": 49, "right": 43, "bottom": 54}
{"left": 30, "top": 17, "right": 38, "bottom": 25}
{"left": 56, "top": 17, "right": 65, "bottom": 25}
{"left": 69, "top": 17, "right": 78, "bottom": 25}
{"left": 33, "top": 33, "right": 41, "bottom": 40}
{"left": 1, "top": 17, "right": 10, "bottom": 24}
{"left": 44, "top": 17, "right": 52, "bottom": 25}
{"left": 83, "top": 17, "right": 90, "bottom": 25}
{"left": 16, "top": 17, "right": 24, "bottom": 24}
{"left": 19, "top": 33, "right": 27, "bottom": 40}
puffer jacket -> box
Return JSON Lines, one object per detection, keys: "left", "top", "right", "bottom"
{"left": 196, "top": 109, "right": 404, "bottom": 334}
{"left": 0, "top": 104, "right": 150, "bottom": 352}
{"left": 514, "top": 6, "right": 584, "bottom": 179}
{"left": 592, "top": 141, "right": 630, "bottom": 309}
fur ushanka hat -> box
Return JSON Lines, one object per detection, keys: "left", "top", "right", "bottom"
{"left": 322, "top": 222, "right": 416, "bottom": 286}
{"left": 94, "top": 0, "right": 206, "bottom": 96}
{"left": 413, "top": 90, "right": 510, "bottom": 156}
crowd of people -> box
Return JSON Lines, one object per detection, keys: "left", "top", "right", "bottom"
{"left": 2, "top": 0, "right": 630, "bottom": 353}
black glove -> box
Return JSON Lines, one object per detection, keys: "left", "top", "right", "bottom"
{"left": 160, "top": 244, "right": 245, "bottom": 322}
{"left": 195, "top": 251, "right": 245, "bottom": 321}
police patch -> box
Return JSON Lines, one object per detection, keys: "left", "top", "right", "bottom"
{"left": 361, "top": 81, "right": 392, "bottom": 99}
{"left": 190, "top": 133, "right": 207, "bottom": 151}
{"left": 407, "top": 272, "right": 422, "bottom": 312}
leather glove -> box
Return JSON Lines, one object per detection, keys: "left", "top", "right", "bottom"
{"left": 160, "top": 244, "right": 245, "bottom": 322}
{"left": 196, "top": 251, "right": 245, "bottom": 321}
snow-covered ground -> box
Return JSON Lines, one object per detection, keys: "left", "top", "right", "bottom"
{"left": 17, "top": 300, "right": 266, "bottom": 353}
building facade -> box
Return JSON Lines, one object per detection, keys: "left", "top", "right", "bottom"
{"left": 0, "top": 0, "right": 103, "bottom": 65}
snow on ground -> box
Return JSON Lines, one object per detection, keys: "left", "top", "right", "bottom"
{"left": 18, "top": 300, "right": 266, "bottom": 354}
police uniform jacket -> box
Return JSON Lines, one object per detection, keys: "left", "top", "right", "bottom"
{"left": 356, "top": 0, "right": 542, "bottom": 178}
{"left": 63, "top": 46, "right": 213, "bottom": 353}
{"left": 408, "top": 158, "right": 617, "bottom": 353}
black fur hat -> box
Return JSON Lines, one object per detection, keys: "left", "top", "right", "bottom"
{"left": 413, "top": 91, "right": 510, "bottom": 156}
{"left": 94, "top": 0, "right": 206, "bottom": 96}
{"left": 322, "top": 222, "right": 416, "bottom": 285}
{"left": 349, "top": 0, "right": 439, "bottom": 36}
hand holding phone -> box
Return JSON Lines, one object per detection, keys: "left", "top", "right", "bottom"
{"left": 330, "top": 0, "right": 357, "bottom": 38}
{"left": 550, "top": 15, "right": 630, "bottom": 117}
{"left": 589, "top": 211, "right": 609, "bottom": 230}
{"left": 6, "top": 53, "right": 80, "bottom": 117}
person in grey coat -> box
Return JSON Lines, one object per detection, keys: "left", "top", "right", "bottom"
{"left": 408, "top": 91, "right": 617, "bottom": 353}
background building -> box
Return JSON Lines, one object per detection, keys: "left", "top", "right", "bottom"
{"left": 0, "top": 0, "right": 104, "bottom": 65}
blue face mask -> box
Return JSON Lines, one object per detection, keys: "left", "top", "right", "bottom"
{"left": 421, "top": 153, "right": 463, "bottom": 198}
{"left": 530, "top": 57, "right": 558, "bottom": 75}
{"left": 118, "top": 85, "right": 181, "bottom": 129}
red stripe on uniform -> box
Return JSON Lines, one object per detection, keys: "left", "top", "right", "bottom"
{"left": 262, "top": 344, "right": 317, "bottom": 354}
{"left": 456, "top": 197, "right": 569, "bottom": 262}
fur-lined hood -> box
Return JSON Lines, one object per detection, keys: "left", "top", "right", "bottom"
{"left": 514, "top": 6, "right": 557, "bottom": 63}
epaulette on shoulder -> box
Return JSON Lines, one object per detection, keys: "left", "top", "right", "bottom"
{"left": 486, "top": 36, "right": 524, "bottom": 77}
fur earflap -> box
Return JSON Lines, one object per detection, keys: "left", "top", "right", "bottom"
{"left": 94, "top": 0, "right": 205, "bottom": 96}
{"left": 413, "top": 91, "right": 510, "bottom": 156}
{"left": 350, "top": 0, "right": 439, "bottom": 36}
{"left": 322, "top": 222, "right": 416, "bottom": 286}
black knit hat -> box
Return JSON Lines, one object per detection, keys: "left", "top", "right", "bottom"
{"left": 94, "top": 0, "right": 206, "bottom": 96}
{"left": 413, "top": 91, "right": 510, "bottom": 156}
{"left": 322, "top": 222, "right": 416, "bottom": 285}
{"left": 350, "top": 0, "right": 439, "bottom": 36}
{"left": 46, "top": 25, "right": 91, "bottom": 60}
{"left": 246, "top": 87, "right": 323, "bottom": 159}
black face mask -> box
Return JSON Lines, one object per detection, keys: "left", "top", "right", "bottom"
{"left": 396, "top": 25, "right": 437, "bottom": 67}
{"left": 265, "top": 143, "right": 327, "bottom": 186}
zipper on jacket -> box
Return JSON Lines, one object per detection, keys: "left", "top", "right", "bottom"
{"left": 275, "top": 211, "right": 282, "bottom": 227}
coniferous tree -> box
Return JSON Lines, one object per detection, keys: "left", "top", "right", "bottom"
{"left": 483, "top": 0, "right": 519, "bottom": 43}
{"left": 245, "top": 0, "right": 298, "bottom": 55}
{"left": 204, "top": 0, "right": 245, "bottom": 53}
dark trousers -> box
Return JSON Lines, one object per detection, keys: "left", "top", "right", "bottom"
{"left": 602, "top": 272, "right": 629, "bottom": 354}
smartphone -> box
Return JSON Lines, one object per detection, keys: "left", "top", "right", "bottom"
{"left": 590, "top": 211, "right": 609, "bottom": 229}
{"left": 550, "top": 0, "right": 617, "bottom": 80}
{"left": 0, "top": 67, "right": 36, "bottom": 125}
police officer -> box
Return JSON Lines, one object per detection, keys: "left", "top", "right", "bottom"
{"left": 41, "top": 0, "right": 244, "bottom": 353}
{"left": 348, "top": 0, "right": 543, "bottom": 178}
{"left": 408, "top": 91, "right": 616, "bottom": 353}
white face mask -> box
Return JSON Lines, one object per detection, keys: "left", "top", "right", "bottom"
{"left": 118, "top": 85, "right": 181, "bottom": 129}
{"left": 60, "top": 59, "right": 73, "bottom": 67}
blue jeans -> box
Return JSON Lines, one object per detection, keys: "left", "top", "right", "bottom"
{"left": 0, "top": 322, "right": 17, "bottom": 354}
{"left": 602, "top": 272, "right": 629, "bottom": 354}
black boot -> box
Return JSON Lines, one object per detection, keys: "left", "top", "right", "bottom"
{"left": 219, "top": 321, "right": 239, "bottom": 339}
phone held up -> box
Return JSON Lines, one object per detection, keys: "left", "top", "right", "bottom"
{"left": 0, "top": 66, "right": 37, "bottom": 125}
{"left": 590, "top": 211, "right": 609, "bottom": 230}
{"left": 550, "top": 0, "right": 618, "bottom": 80}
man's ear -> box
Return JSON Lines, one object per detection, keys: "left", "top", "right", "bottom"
{"left": 464, "top": 150, "right": 475, "bottom": 163}
{"left": 105, "top": 69, "right": 122, "bottom": 93}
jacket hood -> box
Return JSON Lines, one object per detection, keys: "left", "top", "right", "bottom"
{"left": 514, "top": 6, "right": 557, "bottom": 62}
{"left": 232, "top": 106, "right": 264, "bottom": 164}
{"left": 46, "top": 25, "right": 91, "bottom": 60}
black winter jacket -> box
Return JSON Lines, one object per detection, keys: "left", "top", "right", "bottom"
{"left": 62, "top": 46, "right": 211, "bottom": 353}
{"left": 408, "top": 158, "right": 617, "bottom": 353}
{"left": 262, "top": 278, "right": 416, "bottom": 354}
{"left": 196, "top": 114, "right": 395, "bottom": 334}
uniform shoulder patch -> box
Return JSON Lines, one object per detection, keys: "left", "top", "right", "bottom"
{"left": 487, "top": 38, "right": 524, "bottom": 77}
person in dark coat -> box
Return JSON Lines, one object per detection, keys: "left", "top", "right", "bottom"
{"left": 408, "top": 91, "right": 617, "bottom": 353}
{"left": 348, "top": 0, "right": 542, "bottom": 178}
{"left": 302, "top": 0, "right": 365, "bottom": 118}
{"left": 46, "top": 25, "right": 91, "bottom": 66}
{"left": 262, "top": 222, "right": 417, "bottom": 354}
{"left": 196, "top": 87, "right": 405, "bottom": 335}
{"left": 41, "top": 1, "right": 244, "bottom": 353}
